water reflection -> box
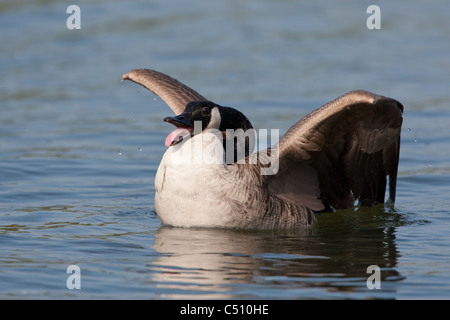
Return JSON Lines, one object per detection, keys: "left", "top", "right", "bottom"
{"left": 151, "top": 206, "right": 407, "bottom": 299}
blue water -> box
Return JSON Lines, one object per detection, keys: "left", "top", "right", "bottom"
{"left": 1, "top": 0, "right": 450, "bottom": 299}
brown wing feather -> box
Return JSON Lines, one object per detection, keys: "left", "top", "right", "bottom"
{"left": 122, "top": 69, "right": 207, "bottom": 115}
{"left": 268, "top": 90, "right": 403, "bottom": 211}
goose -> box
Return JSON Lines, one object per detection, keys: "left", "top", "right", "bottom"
{"left": 122, "top": 69, "right": 403, "bottom": 229}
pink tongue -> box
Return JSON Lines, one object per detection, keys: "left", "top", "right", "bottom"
{"left": 165, "top": 128, "right": 190, "bottom": 147}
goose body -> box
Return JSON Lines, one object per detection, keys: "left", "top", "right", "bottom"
{"left": 154, "top": 132, "right": 239, "bottom": 228}
{"left": 122, "top": 69, "right": 404, "bottom": 229}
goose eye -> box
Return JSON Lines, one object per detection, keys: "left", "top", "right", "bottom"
{"left": 201, "top": 107, "right": 210, "bottom": 116}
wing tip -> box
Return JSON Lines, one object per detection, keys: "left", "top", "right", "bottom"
{"left": 121, "top": 72, "right": 131, "bottom": 81}
{"left": 335, "top": 90, "right": 404, "bottom": 119}
{"left": 121, "top": 68, "right": 209, "bottom": 115}
{"left": 121, "top": 68, "right": 152, "bottom": 82}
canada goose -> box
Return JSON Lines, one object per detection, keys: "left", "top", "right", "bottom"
{"left": 122, "top": 69, "right": 403, "bottom": 229}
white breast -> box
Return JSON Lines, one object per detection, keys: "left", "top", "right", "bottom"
{"left": 154, "top": 132, "right": 238, "bottom": 228}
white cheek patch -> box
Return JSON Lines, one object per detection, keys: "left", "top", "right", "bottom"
{"left": 205, "top": 107, "right": 221, "bottom": 130}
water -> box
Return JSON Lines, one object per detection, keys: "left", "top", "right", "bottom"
{"left": 1, "top": 0, "right": 450, "bottom": 299}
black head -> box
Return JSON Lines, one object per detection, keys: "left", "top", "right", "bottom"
{"left": 163, "top": 101, "right": 220, "bottom": 132}
{"left": 163, "top": 101, "right": 254, "bottom": 160}
{"left": 164, "top": 100, "right": 253, "bottom": 132}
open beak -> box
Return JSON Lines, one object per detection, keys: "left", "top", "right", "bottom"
{"left": 163, "top": 113, "right": 194, "bottom": 147}
{"left": 163, "top": 113, "right": 192, "bottom": 128}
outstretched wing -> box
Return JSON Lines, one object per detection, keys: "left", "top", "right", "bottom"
{"left": 266, "top": 90, "right": 403, "bottom": 211}
{"left": 122, "top": 69, "right": 207, "bottom": 115}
